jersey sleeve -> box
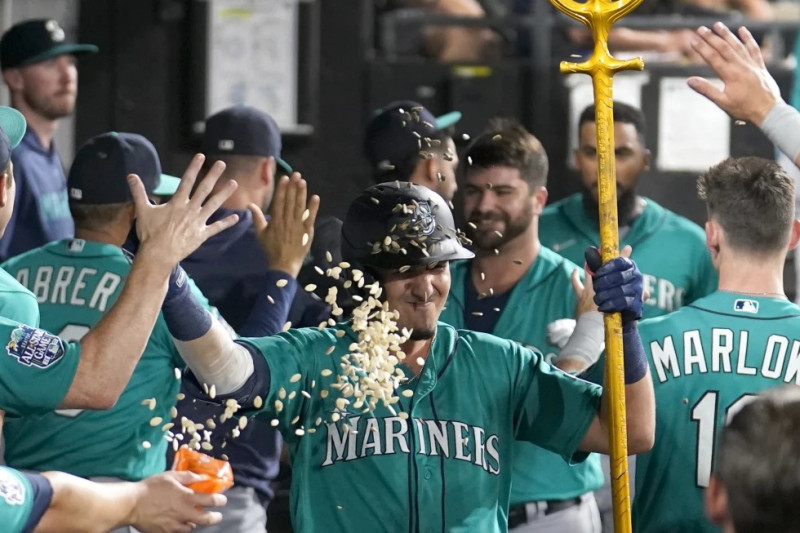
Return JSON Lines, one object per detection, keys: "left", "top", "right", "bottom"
{"left": 182, "top": 329, "right": 325, "bottom": 431}
{"left": 0, "top": 466, "right": 52, "bottom": 533}
{"left": 512, "top": 343, "right": 602, "bottom": 464}
{"left": 0, "top": 323, "right": 81, "bottom": 417}
{"left": 237, "top": 330, "right": 323, "bottom": 429}
{"left": 0, "top": 294, "right": 40, "bottom": 329}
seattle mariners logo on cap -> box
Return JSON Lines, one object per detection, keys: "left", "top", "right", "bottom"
{"left": 411, "top": 202, "right": 435, "bottom": 237}
{"left": 45, "top": 20, "right": 65, "bottom": 42}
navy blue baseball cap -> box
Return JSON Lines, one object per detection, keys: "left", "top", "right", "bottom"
{"left": 1, "top": 19, "right": 98, "bottom": 70}
{"left": 0, "top": 106, "right": 26, "bottom": 170}
{"left": 364, "top": 100, "right": 462, "bottom": 172}
{"left": 68, "top": 132, "right": 179, "bottom": 204}
{"left": 201, "top": 105, "right": 292, "bottom": 173}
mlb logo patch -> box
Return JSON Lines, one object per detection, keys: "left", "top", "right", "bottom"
{"left": 734, "top": 299, "right": 759, "bottom": 314}
{"left": 0, "top": 469, "right": 25, "bottom": 506}
{"left": 6, "top": 325, "right": 65, "bottom": 369}
{"left": 67, "top": 239, "right": 85, "bottom": 252}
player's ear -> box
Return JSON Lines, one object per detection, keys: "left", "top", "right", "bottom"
{"left": 787, "top": 219, "right": 800, "bottom": 251}
{"left": 261, "top": 157, "right": 276, "bottom": 185}
{"left": 423, "top": 157, "right": 439, "bottom": 186}
{"left": 0, "top": 171, "right": 9, "bottom": 207}
{"left": 2, "top": 69, "right": 23, "bottom": 92}
{"left": 704, "top": 475, "right": 729, "bottom": 526}
{"left": 643, "top": 149, "right": 652, "bottom": 171}
{"left": 531, "top": 185, "right": 548, "bottom": 215}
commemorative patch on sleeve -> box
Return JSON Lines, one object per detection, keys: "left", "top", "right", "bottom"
{"left": 0, "top": 469, "right": 25, "bottom": 506}
{"left": 6, "top": 325, "right": 65, "bottom": 369}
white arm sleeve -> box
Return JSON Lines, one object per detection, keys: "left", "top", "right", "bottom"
{"left": 173, "top": 320, "right": 254, "bottom": 395}
{"left": 554, "top": 310, "right": 605, "bottom": 369}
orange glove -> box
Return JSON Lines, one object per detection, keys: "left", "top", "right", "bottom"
{"left": 173, "top": 447, "right": 234, "bottom": 494}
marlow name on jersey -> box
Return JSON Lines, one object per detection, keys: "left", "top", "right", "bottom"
{"left": 14, "top": 266, "right": 122, "bottom": 312}
{"left": 650, "top": 329, "right": 800, "bottom": 384}
{"left": 322, "top": 414, "right": 500, "bottom": 473}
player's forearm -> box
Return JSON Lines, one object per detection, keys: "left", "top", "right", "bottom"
{"left": 61, "top": 249, "right": 171, "bottom": 409}
{"left": 35, "top": 472, "right": 138, "bottom": 533}
{"left": 600, "top": 325, "right": 655, "bottom": 454}
{"left": 175, "top": 322, "right": 254, "bottom": 395}
{"left": 620, "top": 372, "right": 655, "bottom": 453}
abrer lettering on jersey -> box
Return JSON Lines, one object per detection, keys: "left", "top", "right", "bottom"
{"left": 650, "top": 329, "right": 800, "bottom": 385}
{"left": 322, "top": 416, "right": 501, "bottom": 474}
{"left": 15, "top": 266, "right": 122, "bottom": 312}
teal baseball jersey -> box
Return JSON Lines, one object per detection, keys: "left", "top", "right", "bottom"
{"left": 239, "top": 322, "right": 602, "bottom": 532}
{"left": 2, "top": 239, "right": 183, "bottom": 481}
{"left": 0, "top": 316, "right": 80, "bottom": 417}
{"left": 631, "top": 291, "right": 800, "bottom": 532}
{"left": 0, "top": 267, "right": 39, "bottom": 327}
{"left": 0, "top": 467, "right": 44, "bottom": 533}
{"left": 440, "top": 248, "right": 604, "bottom": 504}
{"left": 539, "top": 194, "right": 717, "bottom": 318}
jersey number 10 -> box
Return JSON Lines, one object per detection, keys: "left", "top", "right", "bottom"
{"left": 690, "top": 391, "right": 757, "bottom": 488}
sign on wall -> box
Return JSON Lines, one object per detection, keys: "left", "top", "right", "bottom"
{"left": 206, "top": 0, "right": 299, "bottom": 130}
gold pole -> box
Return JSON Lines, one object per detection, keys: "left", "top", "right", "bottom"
{"left": 547, "top": 2, "right": 644, "bottom": 532}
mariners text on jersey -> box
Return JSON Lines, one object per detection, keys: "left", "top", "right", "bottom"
{"left": 322, "top": 415, "right": 501, "bottom": 473}
{"left": 14, "top": 266, "right": 122, "bottom": 312}
{"left": 649, "top": 329, "right": 800, "bottom": 384}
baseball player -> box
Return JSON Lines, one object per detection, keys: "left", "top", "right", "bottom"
{"left": 1, "top": 132, "right": 313, "bottom": 496}
{"left": 439, "top": 119, "right": 604, "bottom": 531}
{"left": 0, "top": 111, "right": 236, "bottom": 530}
{"left": 539, "top": 101, "right": 718, "bottom": 319}
{"left": 364, "top": 100, "right": 461, "bottom": 201}
{"left": 705, "top": 386, "right": 800, "bottom": 533}
{"left": 610, "top": 156, "right": 800, "bottom": 532}
{"left": 0, "top": 466, "right": 225, "bottom": 533}
{"left": 163, "top": 181, "right": 655, "bottom": 532}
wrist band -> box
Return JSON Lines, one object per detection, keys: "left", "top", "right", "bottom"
{"left": 760, "top": 101, "right": 800, "bottom": 163}
{"left": 622, "top": 322, "right": 648, "bottom": 384}
{"left": 162, "top": 268, "right": 213, "bottom": 341}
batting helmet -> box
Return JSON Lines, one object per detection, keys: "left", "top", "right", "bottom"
{"left": 341, "top": 182, "right": 474, "bottom": 270}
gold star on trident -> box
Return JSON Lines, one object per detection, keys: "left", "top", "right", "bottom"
{"left": 549, "top": 1, "right": 644, "bottom": 532}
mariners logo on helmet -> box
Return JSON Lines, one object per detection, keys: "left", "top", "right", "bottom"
{"left": 411, "top": 201, "right": 435, "bottom": 237}
{"left": 341, "top": 182, "right": 473, "bottom": 270}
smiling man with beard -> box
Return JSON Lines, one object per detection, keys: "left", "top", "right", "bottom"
{"left": 439, "top": 118, "right": 607, "bottom": 532}
{"left": 540, "top": 102, "right": 718, "bottom": 319}
{"left": 0, "top": 19, "right": 98, "bottom": 261}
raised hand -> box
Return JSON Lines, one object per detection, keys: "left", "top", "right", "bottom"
{"left": 587, "top": 245, "right": 644, "bottom": 324}
{"left": 130, "top": 470, "right": 227, "bottom": 532}
{"left": 250, "top": 172, "right": 320, "bottom": 277}
{"left": 128, "top": 154, "right": 240, "bottom": 272}
{"left": 687, "top": 22, "right": 781, "bottom": 126}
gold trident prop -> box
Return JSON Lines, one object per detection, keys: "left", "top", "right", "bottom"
{"left": 548, "top": 1, "right": 644, "bottom": 532}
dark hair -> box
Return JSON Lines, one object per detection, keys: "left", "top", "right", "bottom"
{"left": 463, "top": 118, "right": 549, "bottom": 189}
{"left": 373, "top": 129, "right": 451, "bottom": 183}
{"left": 716, "top": 386, "right": 800, "bottom": 533}
{"left": 70, "top": 202, "right": 132, "bottom": 232}
{"left": 578, "top": 101, "right": 646, "bottom": 143}
{"left": 697, "top": 157, "right": 794, "bottom": 254}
